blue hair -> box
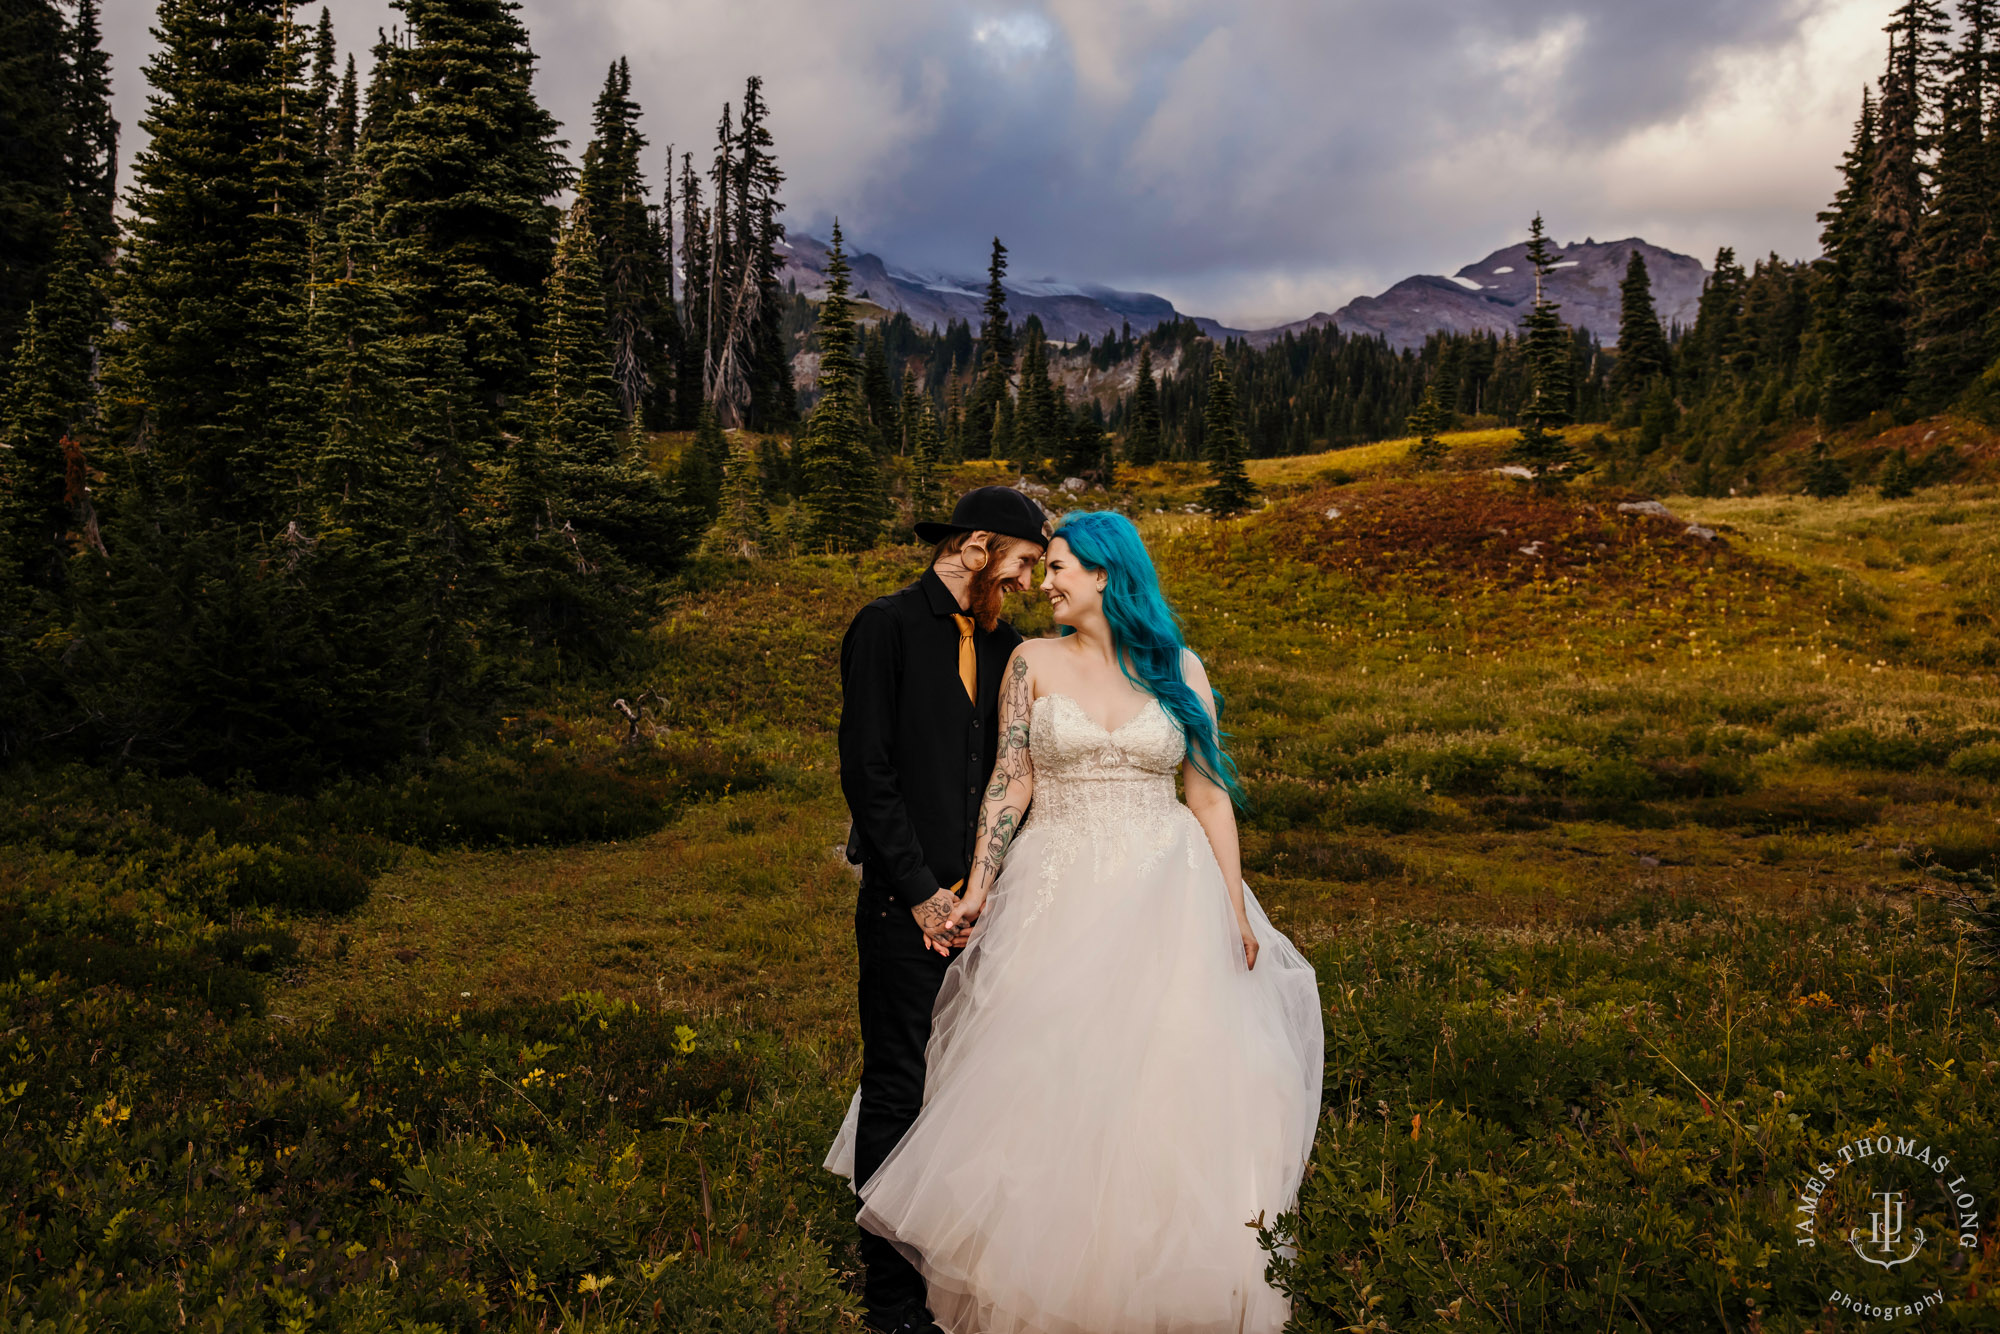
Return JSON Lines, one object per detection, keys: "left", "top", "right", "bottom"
{"left": 1051, "top": 511, "right": 1247, "bottom": 808}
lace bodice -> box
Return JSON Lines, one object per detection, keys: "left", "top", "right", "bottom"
{"left": 1016, "top": 692, "right": 1204, "bottom": 922}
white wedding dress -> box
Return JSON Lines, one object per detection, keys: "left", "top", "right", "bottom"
{"left": 825, "top": 689, "right": 1324, "bottom": 1334}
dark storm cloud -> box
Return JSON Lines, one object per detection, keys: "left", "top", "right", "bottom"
{"left": 101, "top": 0, "right": 1881, "bottom": 326}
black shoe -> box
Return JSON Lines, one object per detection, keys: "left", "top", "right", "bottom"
{"left": 862, "top": 1298, "right": 942, "bottom": 1334}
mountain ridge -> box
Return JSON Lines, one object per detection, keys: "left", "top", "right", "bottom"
{"left": 775, "top": 232, "right": 1710, "bottom": 353}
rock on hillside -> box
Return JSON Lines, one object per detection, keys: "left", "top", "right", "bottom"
{"left": 777, "top": 233, "right": 1237, "bottom": 343}
{"left": 1254, "top": 238, "right": 1708, "bottom": 352}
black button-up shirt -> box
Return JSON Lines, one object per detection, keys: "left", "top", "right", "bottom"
{"left": 838, "top": 567, "right": 1025, "bottom": 910}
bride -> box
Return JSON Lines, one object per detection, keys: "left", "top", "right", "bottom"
{"left": 825, "top": 510, "right": 1323, "bottom": 1334}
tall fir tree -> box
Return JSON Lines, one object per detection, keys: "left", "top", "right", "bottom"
{"left": 703, "top": 432, "right": 769, "bottom": 558}
{"left": 1611, "top": 249, "right": 1672, "bottom": 398}
{"left": 731, "top": 76, "right": 794, "bottom": 429}
{"left": 1506, "top": 214, "right": 1581, "bottom": 485}
{"left": 1911, "top": 2, "right": 1997, "bottom": 405}
{"left": 578, "top": 58, "right": 676, "bottom": 424}
{"left": 1405, "top": 384, "right": 1449, "bottom": 468}
{"left": 860, "top": 325, "right": 897, "bottom": 451}
{"left": 1014, "top": 320, "right": 1060, "bottom": 465}
{"left": 364, "top": 0, "right": 565, "bottom": 428}
{"left": 0, "top": 0, "right": 77, "bottom": 367}
{"left": 62, "top": 0, "right": 119, "bottom": 257}
{"left": 794, "top": 223, "right": 882, "bottom": 551}
{"left": 906, "top": 394, "right": 947, "bottom": 531}
{"left": 675, "top": 397, "right": 728, "bottom": 522}
{"left": 104, "top": 0, "right": 317, "bottom": 521}
{"left": 1125, "top": 344, "right": 1162, "bottom": 464}
{"left": 1200, "top": 353, "right": 1256, "bottom": 513}
{"left": 1, "top": 210, "right": 103, "bottom": 593}
{"left": 1816, "top": 89, "right": 1909, "bottom": 421}
{"left": 676, "top": 151, "right": 708, "bottom": 426}
{"left": 967, "top": 237, "right": 1012, "bottom": 457}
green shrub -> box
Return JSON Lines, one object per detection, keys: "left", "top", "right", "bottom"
{"left": 1339, "top": 776, "right": 1435, "bottom": 832}
{"left": 1806, "top": 725, "right": 1952, "bottom": 771}
{"left": 1690, "top": 788, "right": 1883, "bottom": 831}
{"left": 1947, "top": 742, "right": 2000, "bottom": 780}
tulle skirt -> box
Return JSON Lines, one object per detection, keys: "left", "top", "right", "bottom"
{"left": 825, "top": 802, "right": 1323, "bottom": 1334}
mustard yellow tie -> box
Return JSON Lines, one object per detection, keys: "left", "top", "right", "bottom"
{"left": 951, "top": 613, "right": 977, "bottom": 705}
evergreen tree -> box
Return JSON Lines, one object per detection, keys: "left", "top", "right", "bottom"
{"left": 906, "top": 395, "right": 947, "bottom": 530}
{"left": 1060, "top": 403, "right": 1112, "bottom": 486}
{"left": 942, "top": 378, "right": 965, "bottom": 463}
{"left": 897, "top": 367, "right": 925, "bottom": 457}
{"left": 104, "top": 0, "right": 317, "bottom": 522}
{"left": 1507, "top": 215, "right": 1581, "bottom": 485}
{"left": 676, "top": 151, "right": 708, "bottom": 427}
{"left": 1803, "top": 439, "right": 1852, "bottom": 497}
{"left": 1406, "top": 384, "right": 1449, "bottom": 468}
{"left": 1873, "top": 4, "right": 1953, "bottom": 290}
{"left": 1200, "top": 353, "right": 1256, "bottom": 513}
{"left": 1611, "top": 249, "right": 1671, "bottom": 397}
{"left": 966, "top": 237, "right": 1012, "bottom": 457}
{"left": 860, "top": 325, "right": 897, "bottom": 450}
{"left": 1126, "top": 344, "right": 1162, "bottom": 464}
{"left": 1878, "top": 445, "right": 1917, "bottom": 497}
{"left": 1911, "top": 2, "right": 1997, "bottom": 406}
{"left": 363, "top": 0, "right": 565, "bottom": 430}
{"left": 1, "top": 210, "right": 103, "bottom": 593}
{"left": 794, "top": 224, "right": 882, "bottom": 551}
{"left": 578, "top": 58, "right": 676, "bottom": 424}
{"left": 1014, "top": 320, "right": 1060, "bottom": 465}
{"left": 732, "top": 76, "right": 794, "bottom": 429}
{"left": 0, "top": 0, "right": 76, "bottom": 365}
{"left": 675, "top": 397, "right": 728, "bottom": 521}
{"left": 506, "top": 200, "right": 689, "bottom": 654}
{"left": 1816, "top": 90, "right": 1909, "bottom": 422}
{"left": 704, "top": 433, "right": 769, "bottom": 558}
{"left": 62, "top": 0, "right": 119, "bottom": 257}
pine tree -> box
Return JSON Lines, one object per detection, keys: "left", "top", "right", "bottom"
{"left": 906, "top": 396, "right": 947, "bottom": 530}
{"left": 794, "top": 223, "right": 883, "bottom": 551}
{"left": 732, "top": 76, "right": 793, "bottom": 429}
{"left": 1873, "top": 4, "right": 1953, "bottom": 290}
{"left": 1, "top": 210, "right": 103, "bottom": 592}
{"left": 1506, "top": 215, "right": 1581, "bottom": 486}
{"left": 1060, "top": 404, "right": 1112, "bottom": 486}
{"left": 0, "top": 0, "right": 76, "bottom": 365}
{"left": 103, "top": 0, "right": 317, "bottom": 522}
{"left": 675, "top": 397, "right": 728, "bottom": 521}
{"left": 1200, "top": 353, "right": 1256, "bottom": 513}
{"left": 1612, "top": 249, "right": 1671, "bottom": 397}
{"left": 897, "top": 367, "right": 926, "bottom": 457}
{"left": 860, "top": 325, "right": 897, "bottom": 450}
{"left": 1014, "top": 321, "right": 1060, "bottom": 465}
{"left": 363, "top": 0, "right": 564, "bottom": 429}
{"left": 942, "top": 378, "right": 965, "bottom": 463}
{"left": 578, "top": 58, "right": 675, "bottom": 424}
{"left": 967, "top": 237, "right": 1012, "bottom": 457}
{"left": 1878, "top": 446, "right": 1917, "bottom": 497}
{"left": 704, "top": 434, "right": 769, "bottom": 557}
{"left": 1406, "top": 384, "right": 1449, "bottom": 468}
{"left": 676, "top": 151, "right": 708, "bottom": 427}
{"left": 1803, "top": 439, "right": 1852, "bottom": 497}
{"left": 62, "top": 0, "right": 119, "bottom": 257}
{"left": 505, "top": 200, "right": 689, "bottom": 653}
{"left": 1911, "top": 3, "right": 1997, "bottom": 406}
{"left": 1125, "top": 344, "right": 1163, "bottom": 465}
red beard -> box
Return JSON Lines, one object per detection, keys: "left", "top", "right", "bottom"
{"left": 966, "top": 559, "right": 1009, "bottom": 632}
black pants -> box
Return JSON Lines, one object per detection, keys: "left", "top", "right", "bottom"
{"left": 854, "top": 883, "right": 953, "bottom": 1313}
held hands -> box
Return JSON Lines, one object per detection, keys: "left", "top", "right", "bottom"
{"left": 913, "top": 887, "right": 981, "bottom": 955}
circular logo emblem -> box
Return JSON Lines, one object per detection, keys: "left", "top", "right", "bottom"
{"left": 1795, "top": 1129, "right": 1984, "bottom": 1322}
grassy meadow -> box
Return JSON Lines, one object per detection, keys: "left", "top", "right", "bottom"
{"left": 3, "top": 428, "right": 1999, "bottom": 1330}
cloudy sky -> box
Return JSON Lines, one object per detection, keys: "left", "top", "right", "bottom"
{"left": 101, "top": 0, "right": 1893, "bottom": 328}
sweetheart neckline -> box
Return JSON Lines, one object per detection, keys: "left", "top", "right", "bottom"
{"left": 1034, "top": 690, "right": 1162, "bottom": 739}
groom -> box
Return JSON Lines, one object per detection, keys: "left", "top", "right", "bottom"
{"left": 837, "top": 485, "right": 1050, "bottom": 1333}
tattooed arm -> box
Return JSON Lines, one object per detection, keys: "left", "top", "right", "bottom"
{"left": 932, "top": 644, "right": 1038, "bottom": 943}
